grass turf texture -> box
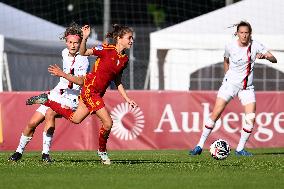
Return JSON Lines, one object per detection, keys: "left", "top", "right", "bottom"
{"left": 1, "top": 149, "right": 284, "bottom": 189}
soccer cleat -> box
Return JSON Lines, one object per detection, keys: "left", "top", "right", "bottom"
{"left": 42, "top": 153, "right": 52, "bottom": 163}
{"left": 189, "top": 146, "right": 203, "bottom": 155}
{"left": 97, "top": 150, "right": 111, "bottom": 165}
{"left": 235, "top": 149, "right": 253, "bottom": 157}
{"left": 26, "top": 93, "right": 48, "bottom": 105}
{"left": 8, "top": 152, "right": 22, "bottom": 162}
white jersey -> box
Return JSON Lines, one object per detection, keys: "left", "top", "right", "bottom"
{"left": 223, "top": 39, "right": 267, "bottom": 89}
{"left": 48, "top": 48, "right": 89, "bottom": 110}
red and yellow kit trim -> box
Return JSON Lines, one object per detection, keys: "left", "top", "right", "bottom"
{"left": 81, "top": 44, "right": 129, "bottom": 113}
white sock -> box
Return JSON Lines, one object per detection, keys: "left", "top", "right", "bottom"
{"left": 15, "top": 133, "right": 32, "bottom": 154}
{"left": 42, "top": 132, "right": 53, "bottom": 154}
{"left": 236, "top": 129, "right": 251, "bottom": 152}
{"left": 197, "top": 118, "right": 215, "bottom": 148}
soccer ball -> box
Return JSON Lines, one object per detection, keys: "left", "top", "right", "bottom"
{"left": 210, "top": 139, "right": 231, "bottom": 160}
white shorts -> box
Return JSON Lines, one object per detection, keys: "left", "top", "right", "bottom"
{"left": 49, "top": 89, "right": 79, "bottom": 110}
{"left": 36, "top": 105, "right": 49, "bottom": 116}
{"left": 217, "top": 81, "right": 255, "bottom": 105}
{"left": 36, "top": 89, "right": 80, "bottom": 116}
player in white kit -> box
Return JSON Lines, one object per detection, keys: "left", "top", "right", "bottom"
{"left": 190, "top": 21, "right": 277, "bottom": 156}
{"left": 9, "top": 23, "right": 89, "bottom": 162}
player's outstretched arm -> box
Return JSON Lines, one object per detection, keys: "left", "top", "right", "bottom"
{"left": 48, "top": 64, "right": 84, "bottom": 85}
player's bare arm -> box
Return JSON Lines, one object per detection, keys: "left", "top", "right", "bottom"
{"left": 48, "top": 64, "right": 84, "bottom": 85}
{"left": 79, "top": 25, "right": 93, "bottom": 56}
{"left": 223, "top": 57, "right": 230, "bottom": 74}
{"left": 256, "top": 52, "right": 277, "bottom": 63}
{"left": 114, "top": 74, "right": 138, "bottom": 108}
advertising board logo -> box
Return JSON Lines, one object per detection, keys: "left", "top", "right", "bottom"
{"left": 110, "top": 102, "right": 145, "bottom": 140}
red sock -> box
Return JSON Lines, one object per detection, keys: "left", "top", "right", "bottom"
{"left": 44, "top": 100, "right": 73, "bottom": 120}
{"left": 99, "top": 127, "right": 111, "bottom": 152}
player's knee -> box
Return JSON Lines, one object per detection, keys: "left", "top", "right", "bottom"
{"left": 45, "top": 109, "right": 57, "bottom": 119}
{"left": 70, "top": 116, "right": 85, "bottom": 124}
{"left": 27, "top": 121, "right": 38, "bottom": 131}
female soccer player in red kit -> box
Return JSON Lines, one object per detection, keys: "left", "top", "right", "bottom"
{"left": 27, "top": 24, "right": 137, "bottom": 165}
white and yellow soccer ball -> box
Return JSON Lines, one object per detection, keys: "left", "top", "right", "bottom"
{"left": 210, "top": 139, "right": 231, "bottom": 160}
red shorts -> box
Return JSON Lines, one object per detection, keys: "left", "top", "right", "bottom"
{"left": 80, "top": 74, "right": 105, "bottom": 114}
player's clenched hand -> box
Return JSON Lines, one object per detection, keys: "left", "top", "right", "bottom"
{"left": 127, "top": 99, "right": 138, "bottom": 109}
{"left": 48, "top": 64, "right": 64, "bottom": 77}
{"left": 81, "top": 25, "right": 91, "bottom": 39}
{"left": 256, "top": 53, "right": 266, "bottom": 59}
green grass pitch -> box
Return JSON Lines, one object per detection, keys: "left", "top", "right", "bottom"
{"left": 1, "top": 149, "right": 284, "bottom": 189}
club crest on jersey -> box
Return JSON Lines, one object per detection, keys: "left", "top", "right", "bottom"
{"left": 95, "top": 45, "right": 103, "bottom": 51}
{"left": 116, "top": 59, "right": 120, "bottom": 65}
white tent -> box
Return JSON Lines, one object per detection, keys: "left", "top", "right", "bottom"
{"left": 149, "top": 0, "right": 284, "bottom": 90}
{"left": 0, "top": 3, "right": 97, "bottom": 91}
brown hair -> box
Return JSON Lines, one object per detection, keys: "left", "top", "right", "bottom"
{"left": 61, "top": 22, "right": 83, "bottom": 40}
{"left": 236, "top": 21, "right": 252, "bottom": 34}
{"left": 106, "top": 24, "right": 133, "bottom": 42}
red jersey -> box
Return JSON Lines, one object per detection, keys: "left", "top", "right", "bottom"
{"left": 80, "top": 44, "right": 129, "bottom": 113}
{"left": 82, "top": 44, "right": 129, "bottom": 96}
